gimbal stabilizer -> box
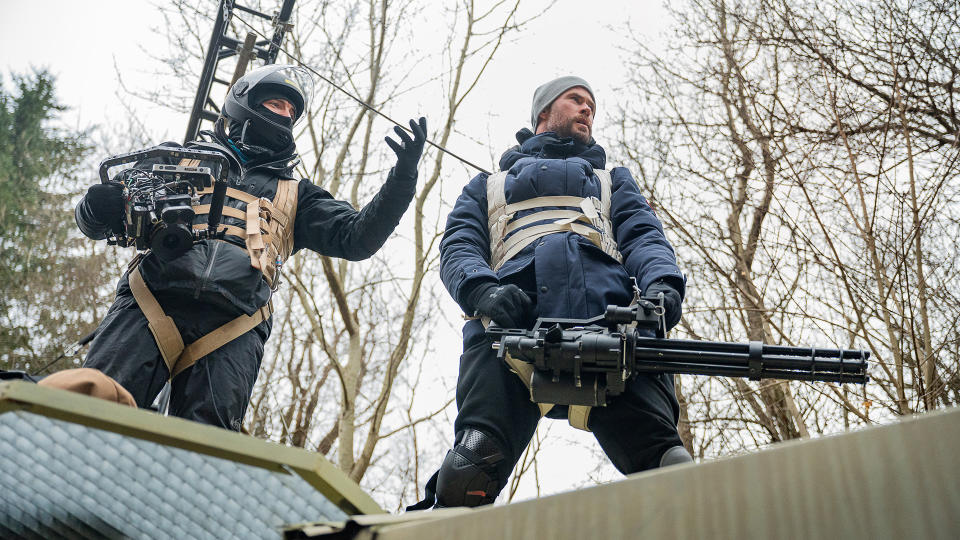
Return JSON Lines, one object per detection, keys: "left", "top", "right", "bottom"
{"left": 98, "top": 146, "right": 231, "bottom": 260}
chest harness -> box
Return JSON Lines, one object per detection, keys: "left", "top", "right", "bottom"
{"left": 484, "top": 168, "right": 623, "bottom": 431}
{"left": 128, "top": 159, "right": 298, "bottom": 380}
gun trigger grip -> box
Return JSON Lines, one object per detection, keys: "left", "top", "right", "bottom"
{"left": 545, "top": 324, "right": 563, "bottom": 343}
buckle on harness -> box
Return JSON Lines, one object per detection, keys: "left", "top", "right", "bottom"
{"left": 271, "top": 255, "right": 284, "bottom": 292}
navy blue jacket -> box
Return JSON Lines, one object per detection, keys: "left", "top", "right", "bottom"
{"left": 440, "top": 129, "right": 684, "bottom": 323}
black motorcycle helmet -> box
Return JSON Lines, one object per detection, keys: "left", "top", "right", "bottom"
{"left": 221, "top": 64, "right": 314, "bottom": 152}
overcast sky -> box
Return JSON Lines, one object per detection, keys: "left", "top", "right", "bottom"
{"left": 1, "top": 0, "right": 669, "bottom": 154}
{"left": 1, "top": 0, "right": 673, "bottom": 505}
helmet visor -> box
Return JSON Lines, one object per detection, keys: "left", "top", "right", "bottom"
{"left": 270, "top": 65, "right": 314, "bottom": 125}
{"left": 239, "top": 64, "right": 316, "bottom": 124}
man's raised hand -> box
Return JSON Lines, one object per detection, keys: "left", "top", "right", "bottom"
{"left": 385, "top": 117, "right": 428, "bottom": 181}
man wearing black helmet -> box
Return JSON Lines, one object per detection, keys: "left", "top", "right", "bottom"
{"left": 76, "top": 65, "right": 428, "bottom": 430}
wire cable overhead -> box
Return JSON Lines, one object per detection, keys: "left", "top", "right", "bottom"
{"left": 233, "top": 14, "right": 492, "bottom": 175}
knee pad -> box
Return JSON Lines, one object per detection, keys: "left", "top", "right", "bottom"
{"left": 435, "top": 428, "right": 506, "bottom": 507}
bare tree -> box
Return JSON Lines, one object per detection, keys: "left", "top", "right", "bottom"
{"left": 615, "top": 0, "right": 960, "bottom": 459}
{"left": 618, "top": 0, "right": 811, "bottom": 454}
{"left": 751, "top": 0, "right": 960, "bottom": 414}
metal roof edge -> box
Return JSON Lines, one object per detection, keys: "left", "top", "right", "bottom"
{"left": 0, "top": 380, "right": 384, "bottom": 516}
{"left": 289, "top": 406, "right": 960, "bottom": 539}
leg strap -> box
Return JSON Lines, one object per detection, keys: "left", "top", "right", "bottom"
{"left": 128, "top": 265, "right": 271, "bottom": 379}
{"left": 129, "top": 265, "right": 184, "bottom": 373}
{"left": 175, "top": 302, "right": 272, "bottom": 377}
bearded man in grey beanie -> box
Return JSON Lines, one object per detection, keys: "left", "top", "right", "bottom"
{"left": 409, "top": 76, "right": 691, "bottom": 510}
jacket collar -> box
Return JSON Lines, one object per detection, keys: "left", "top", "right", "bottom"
{"left": 498, "top": 128, "right": 607, "bottom": 171}
{"left": 189, "top": 137, "right": 298, "bottom": 180}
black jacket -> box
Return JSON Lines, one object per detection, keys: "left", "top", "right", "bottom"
{"left": 77, "top": 140, "right": 416, "bottom": 316}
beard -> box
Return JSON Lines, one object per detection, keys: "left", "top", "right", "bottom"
{"left": 542, "top": 114, "right": 592, "bottom": 145}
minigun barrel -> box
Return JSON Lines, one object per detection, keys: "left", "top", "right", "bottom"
{"left": 633, "top": 339, "right": 866, "bottom": 373}
{"left": 630, "top": 360, "right": 867, "bottom": 384}
{"left": 635, "top": 336, "right": 868, "bottom": 361}
{"left": 633, "top": 337, "right": 869, "bottom": 383}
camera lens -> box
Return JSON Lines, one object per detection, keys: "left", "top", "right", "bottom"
{"left": 152, "top": 224, "right": 194, "bottom": 260}
{"left": 162, "top": 204, "right": 195, "bottom": 225}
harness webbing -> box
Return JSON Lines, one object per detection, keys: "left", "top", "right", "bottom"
{"left": 192, "top": 180, "right": 299, "bottom": 288}
{"left": 483, "top": 168, "right": 625, "bottom": 431}
{"left": 486, "top": 169, "right": 623, "bottom": 272}
{"left": 127, "top": 169, "right": 299, "bottom": 379}
{"left": 129, "top": 265, "right": 272, "bottom": 378}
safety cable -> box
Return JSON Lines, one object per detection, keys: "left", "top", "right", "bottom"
{"left": 232, "top": 14, "right": 493, "bottom": 175}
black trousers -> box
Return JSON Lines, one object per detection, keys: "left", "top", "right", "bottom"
{"left": 82, "top": 293, "right": 270, "bottom": 430}
{"left": 452, "top": 318, "right": 684, "bottom": 488}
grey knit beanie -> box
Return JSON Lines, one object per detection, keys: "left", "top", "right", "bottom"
{"left": 530, "top": 76, "right": 595, "bottom": 129}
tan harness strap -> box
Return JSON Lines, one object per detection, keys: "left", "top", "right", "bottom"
{"left": 171, "top": 302, "right": 273, "bottom": 378}
{"left": 594, "top": 170, "right": 622, "bottom": 262}
{"left": 128, "top": 263, "right": 272, "bottom": 380}
{"left": 226, "top": 186, "right": 259, "bottom": 203}
{"left": 198, "top": 185, "right": 260, "bottom": 204}
{"left": 270, "top": 179, "right": 297, "bottom": 258}
{"left": 498, "top": 221, "right": 604, "bottom": 270}
{"left": 246, "top": 198, "right": 266, "bottom": 252}
{"left": 503, "top": 196, "right": 590, "bottom": 214}
{"left": 193, "top": 204, "right": 247, "bottom": 221}
{"left": 568, "top": 406, "right": 592, "bottom": 431}
{"left": 486, "top": 172, "right": 510, "bottom": 266}
{"left": 129, "top": 266, "right": 184, "bottom": 374}
{"left": 264, "top": 197, "right": 289, "bottom": 228}
{"left": 504, "top": 209, "right": 591, "bottom": 235}
{"left": 597, "top": 169, "right": 613, "bottom": 221}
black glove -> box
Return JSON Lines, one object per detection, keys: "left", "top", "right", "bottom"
{"left": 469, "top": 282, "right": 532, "bottom": 328}
{"left": 84, "top": 182, "right": 125, "bottom": 229}
{"left": 385, "top": 117, "right": 427, "bottom": 181}
{"left": 644, "top": 280, "right": 683, "bottom": 331}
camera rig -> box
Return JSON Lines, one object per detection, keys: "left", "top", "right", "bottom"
{"left": 98, "top": 146, "right": 231, "bottom": 260}
{"left": 486, "top": 295, "right": 870, "bottom": 407}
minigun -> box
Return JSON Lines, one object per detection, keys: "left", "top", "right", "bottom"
{"left": 98, "top": 146, "right": 231, "bottom": 260}
{"left": 486, "top": 296, "right": 870, "bottom": 408}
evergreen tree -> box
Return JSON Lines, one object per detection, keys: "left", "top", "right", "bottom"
{"left": 0, "top": 70, "right": 112, "bottom": 373}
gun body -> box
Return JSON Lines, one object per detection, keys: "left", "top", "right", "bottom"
{"left": 487, "top": 299, "right": 869, "bottom": 408}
